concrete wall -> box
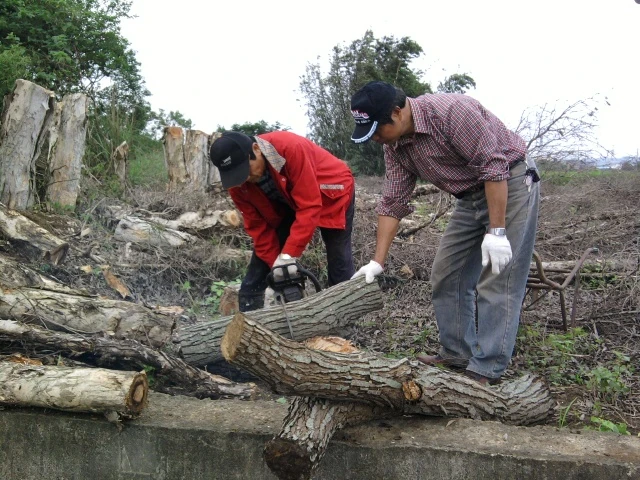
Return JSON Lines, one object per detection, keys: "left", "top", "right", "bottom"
{"left": 1, "top": 392, "right": 638, "bottom": 479}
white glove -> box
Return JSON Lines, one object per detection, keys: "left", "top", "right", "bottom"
{"left": 350, "top": 260, "right": 383, "bottom": 284}
{"left": 481, "top": 234, "right": 512, "bottom": 274}
{"left": 264, "top": 287, "right": 277, "bottom": 308}
{"left": 272, "top": 253, "right": 298, "bottom": 280}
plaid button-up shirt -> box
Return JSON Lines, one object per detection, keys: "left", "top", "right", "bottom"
{"left": 377, "top": 94, "right": 527, "bottom": 219}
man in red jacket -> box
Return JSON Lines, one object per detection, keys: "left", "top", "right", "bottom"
{"left": 209, "top": 130, "right": 355, "bottom": 312}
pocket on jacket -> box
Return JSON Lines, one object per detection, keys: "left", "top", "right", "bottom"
{"left": 319, "top": 184, "right": 349, "bottom": 200}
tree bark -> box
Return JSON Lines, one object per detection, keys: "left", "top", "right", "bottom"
{"left": 0, "top": 255, "right": 175, "bottom": 348}
{"left": 0, "top": 360, "right": 148, "bottom": 416}
{"left": 0, "top": 79, "right": 55, "bottom": 209}
{"left": 222, "top": 313, "right": 554, "bottom": 425}
{"left": 207, "top": 131, "right": 222, "bottom": 186}
{"left": 0, "top": 202, "right": 69, "bottom": 264}
{"left": 174, "top": 277, "right": 383, "bottom": 366}
{"left": 0, "top": 319, "right": 255, "bottom": 400}
{"left": 46, "top": 92, "right": 89, "bottom": 209}
{"left": 163, "top": 126, "right": 188, "bottom": 190}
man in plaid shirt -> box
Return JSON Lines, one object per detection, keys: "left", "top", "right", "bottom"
{"left": 350, "top": 81, "right": 540, "bottom": 385}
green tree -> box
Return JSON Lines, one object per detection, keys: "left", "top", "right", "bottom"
{"left": 299, "top": 30, "right": 475, "bottom": 175}
{"left": 437, "top": 73, "right": 476, "bottom": 94}
{"left": 216, "top": 120, "right": 289, "bottom": 137}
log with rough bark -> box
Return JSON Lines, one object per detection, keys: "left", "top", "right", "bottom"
{"left": 148, "top": 208, "right": 241, "bottom": 232}
{"left": 0, "top": 319, "right": 255, "bottom": 400}
{"left": 0, "top": 255, "right": 175, "bottom": 347}
{"left": 114, "top": 215, "right": 197, "bottom": 247}
{"left": 46, "top": 92, "right": 89, "bottom": 209}
{"left": 0, "top": 360, "right": 148, "bottom": 416}
{"left": 0, "top": 79, "right": 55, "bottom": 209}
{"left": 222, "top": 313, "right": 554, "bottom": 425}
{"left": 163, "top": 126, "right": 188, "bottom": 190}
{"left": 173, "top": 277, "right": 383, "bottom": 366}
{"left": 411, "top": 184, "right": 440, "bottom": 198}
{"left": 0, "top": 203, "right": 69, "bottom": 264}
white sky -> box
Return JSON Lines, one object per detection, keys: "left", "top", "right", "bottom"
{"left": 121, "top": 0, "right": 640, "bottom": 157}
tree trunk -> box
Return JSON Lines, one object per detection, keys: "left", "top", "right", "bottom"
{"left": 174, "top": 277, "right": 383, "bottom": 366}
{"left": 46, "top": 92, "right": 89, "bottom": 209}
{"left": 0, "top": 255, "right": 175, "bottom": 348}
{"left": 0, "top": 79, "right": 55, "bottom": 209}
{"left": 0, "top": 319, "right": 255, "bottom": 400}
{"left": 112, "top": 141, "right": 129, "bottom": 186}
{"left": 163, "top": 126, "right": 188, "bottom": 190}
{"left": 207, "top": 131, "right": 222, "bottom": 186}
{"left": 0, "top": 360, "right": 148, "bottom": 416}
{"left": 0, "top": 203, "right": 69, "bottom": 264}
{"left": 184, "top": 129, "right": 209, "bottom": 192}
{"left": 222, "top": 313, "right": 554, "bottom": 424}
{"left": 114, "top": 215, "right": 197, "bottom": 247}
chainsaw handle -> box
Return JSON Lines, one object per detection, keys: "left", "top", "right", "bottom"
{"left": 297, "top": 264, "right": 322, "bottom": 293}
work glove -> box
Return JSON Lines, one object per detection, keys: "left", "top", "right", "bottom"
{"left": 350, "top": 260, "right": 383, "bottom": 284}
{"left": 481, "top": 234, "right": 512, "bottom": 275}
{"left": 272, "top": 253, "right": 298, "bottom": 280}
{"left": 264, "top": 287, "right": 277, "bottom": 308}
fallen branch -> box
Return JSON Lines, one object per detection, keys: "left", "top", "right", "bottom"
{"left": 0, "top": 319, "right": 255, "bottom": 400}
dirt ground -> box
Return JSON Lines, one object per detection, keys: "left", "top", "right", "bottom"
{"left": 3, "top": 168, "right": 638, "bottom": 435}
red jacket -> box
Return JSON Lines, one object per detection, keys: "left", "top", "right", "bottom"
{"left": 229, "top": 131, "right": 354, "bottom": 267}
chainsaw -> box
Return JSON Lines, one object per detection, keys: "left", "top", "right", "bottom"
{"left": 266, "top": 261, "right": 322, "bottom": 304}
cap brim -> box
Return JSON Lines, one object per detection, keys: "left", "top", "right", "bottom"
{"left": 219, "top": 160, "right": 250, "bottom": 189}
{"left": 351, "top": 121, "right": 378, "bottom": 144}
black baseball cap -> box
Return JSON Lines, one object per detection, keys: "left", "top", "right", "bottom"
{"left": 350, "top": 81, "right": 397, "bottom": 143}
{"left": 209, "top": 131, "right": 254, "bottom": 188}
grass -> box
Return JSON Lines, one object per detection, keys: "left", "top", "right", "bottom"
{"left": 128, "top": 140, "right": 167, "bottom": 187}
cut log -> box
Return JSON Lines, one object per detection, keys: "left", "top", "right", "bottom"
{"left": 114, "top": 215, "right": 197, "bottom": 247}
{"left": 46, "top": 92, "right": 89, "bottom": 209}
{"left": 0, "top": 79, "right": 55, "bottom": 209}
{"left": 0, "top": 360, "right": 148, "bottom": 416}
{"left": 411, "top": 184, "right": 440, "bottom": 198}
{"left": 163, "top": 126, "right": 188, "bottom": 190}
{"left": 264, "top": 397, "right": 392, "bottom": 480}
{"left": 0, "top": 202, "right": 69, "bottom": 264}
{"left": 0, "top": 319, "right": 255, "bottom": 400}
{"left": 0, "top": 256, "right": 175, "bottom": 347}
{"left": 148, "top": 208, "right": 241, "bottom": 232}
{"left": 221, "top": 313, "right": 554, "bottom": 425}
{"left": 174, "top": 277, "right": 383, "bottom": 366}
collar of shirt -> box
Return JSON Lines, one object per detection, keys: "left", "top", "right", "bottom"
{"left": 255, "top": 137, "right": 286, "bottom": 172}
{"left": 391, "top": 96, "right": 433, "bottom": 151}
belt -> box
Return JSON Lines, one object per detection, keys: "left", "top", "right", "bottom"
{"left": 453, "top": 158, "right": 526, "bottom": 200}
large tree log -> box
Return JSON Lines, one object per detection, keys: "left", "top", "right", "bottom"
{"left": 0, "top": 79, "right": 55, "bottom": 209}
{"left": 0, "top": 202, "right": 69, "bottom": 264}
{"left": 0, "top": 360, "right": 148, "bottom": 416}
{"left": 221, "top": 313, "right": 554, "bottom": 425}
{"left": 0, "top": 319, "right": 254, "bottom": 400}
{"left": 0, "top": 256, "right": 175, "bottom": 347}
{"left": 46, "top": 92, "right": 89, "bottom": 209}
{"left": 174, "top": 277, "right": 383, "bottom": 366}
{"left": 148, "top": 208, "right": 241, "bottom": 232}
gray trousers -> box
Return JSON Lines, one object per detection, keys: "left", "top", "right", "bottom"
{"left": 430, "top": 162, "right": 540, "bottom": 379}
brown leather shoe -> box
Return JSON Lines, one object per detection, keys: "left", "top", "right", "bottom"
{"left": 463, "top": 370, "right": 501, "bottom": 386}
{"left": 416, "top": 354, "right": 467, "bottom": 370}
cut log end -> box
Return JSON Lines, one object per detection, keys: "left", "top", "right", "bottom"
{"left": 220, "top": 312, "right": 246, "bottom": 362}
{"left": 264, "top": 438, "right": 313, "bottom": 480}
{"left": 125, "top": 372, "right": 149, "bottom": 414}
{"left": 402, "top": 380, "right": 422, "bottom": 401}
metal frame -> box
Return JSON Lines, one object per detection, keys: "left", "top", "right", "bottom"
{"left": 524, "top": 247, "right": 598, "bottom": 331}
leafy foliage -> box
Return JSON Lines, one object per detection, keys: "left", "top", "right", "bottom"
{"left": 299, "top": 30, "right": 475, "bottom": 175}
{"left": 215, "top": 120, "right": 289, "bottom": 137}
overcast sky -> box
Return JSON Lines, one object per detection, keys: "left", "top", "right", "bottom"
{"left": 121, "top": 0, "right": 640, "bottom": 157}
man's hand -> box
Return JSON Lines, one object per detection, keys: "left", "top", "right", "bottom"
{"left": 351, "top": 260, "right": 383, "bottom": 284}
{"left": 481, "top": 234, "right": 512, "bottom": 274}
{"left": 272, "top": 253, "right": 298, "bottom": 280}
